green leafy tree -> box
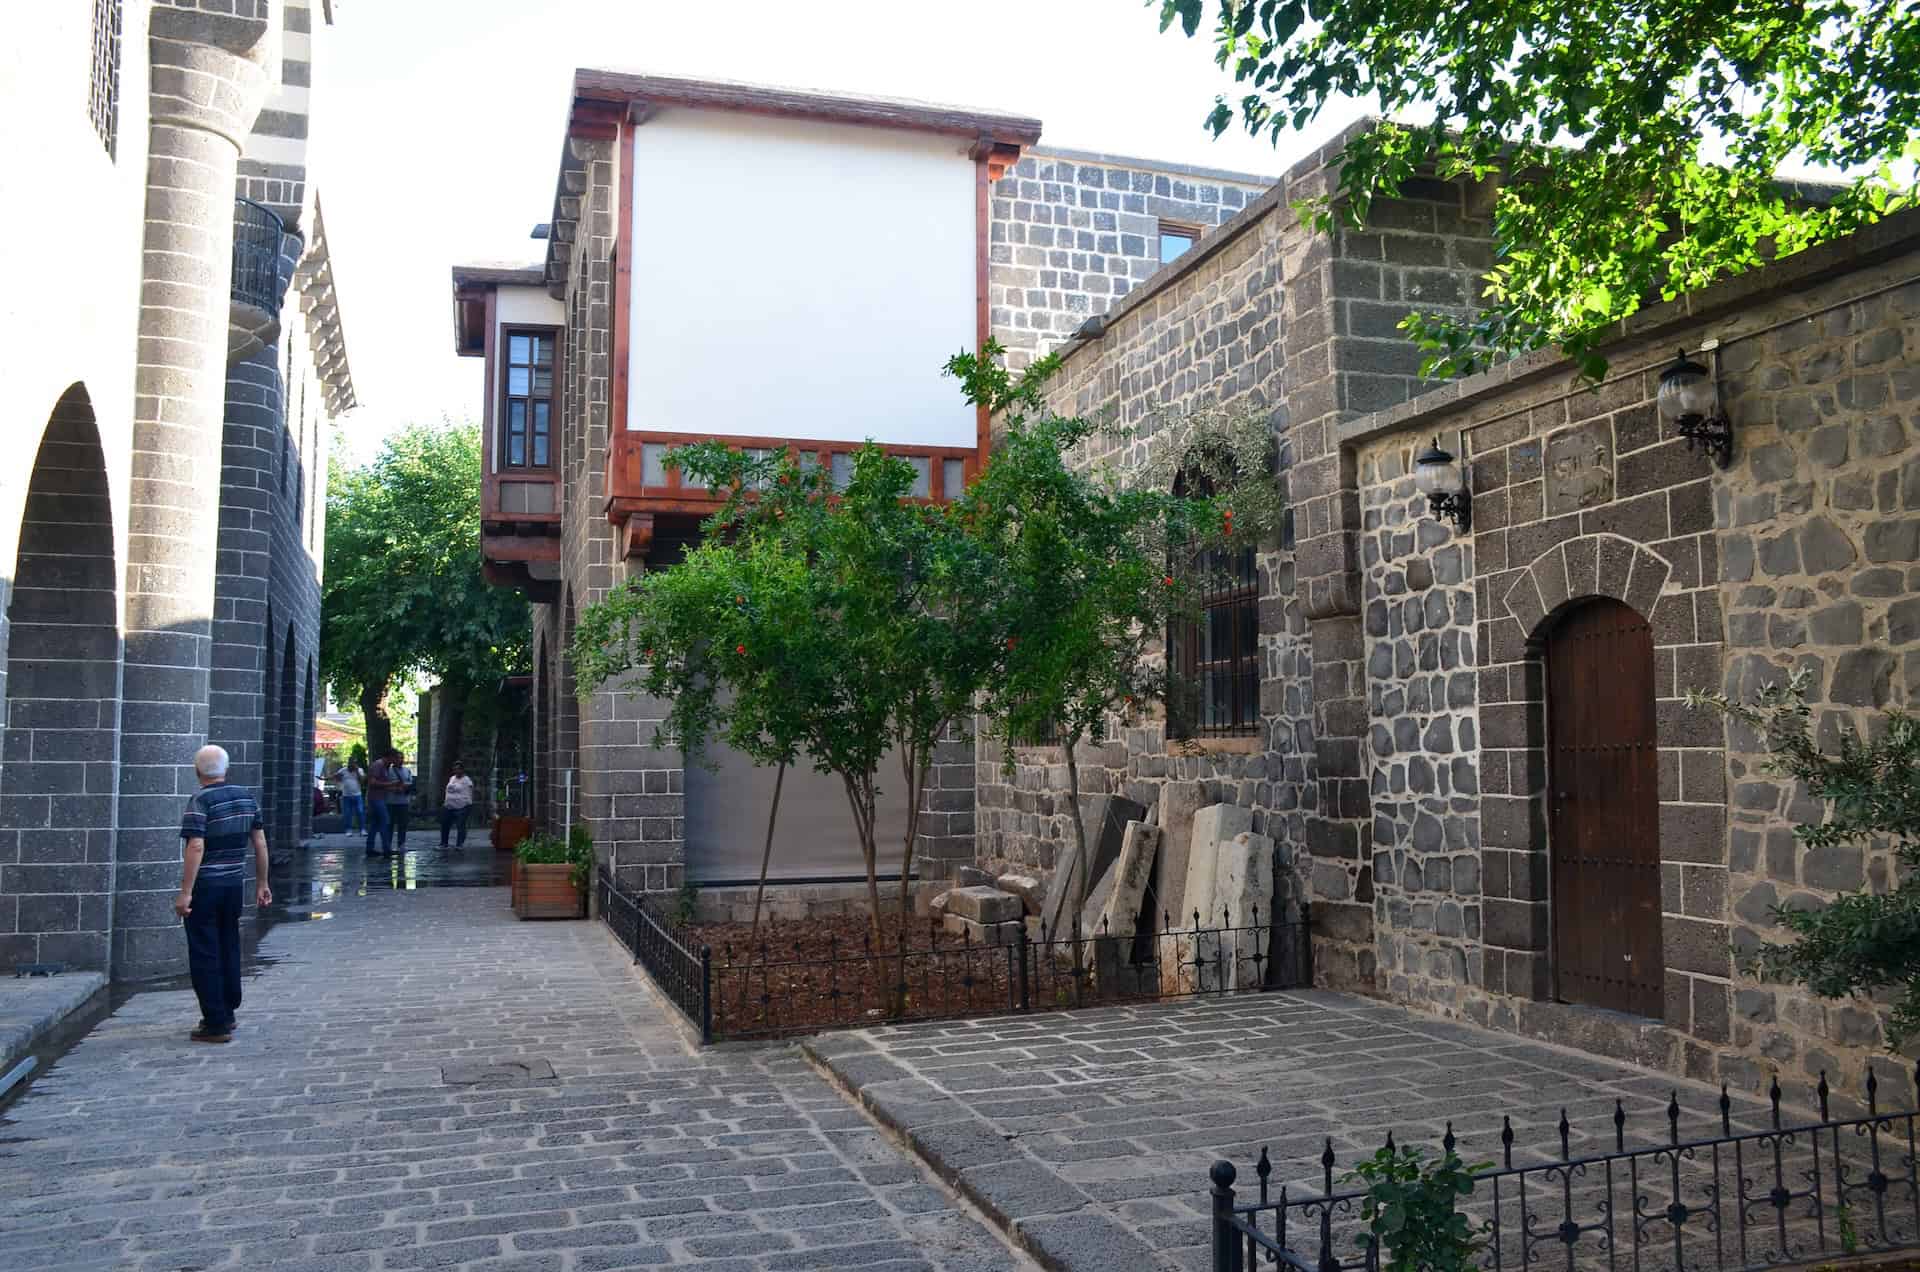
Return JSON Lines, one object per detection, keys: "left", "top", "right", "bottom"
{"left": 575, "top": 440, "right": 1000, "bottom": 956}
{"left": 1692, "top": 672, "right": 1920, "bottom": 1047}
{"left": 1155, "top": 0, "right": 1919, "bottom": 378}
{"left": 947, "top": 345, "right": 1270, "bottom": 927}
{"left": 321, "top": 422, "right": 529, "bottom": 770}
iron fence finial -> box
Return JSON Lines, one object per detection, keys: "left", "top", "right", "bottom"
{"left": 1720, "top": 1083, "right": 1733, "bottom": 1135}
{"left": 1667, "top": 1091, "right": 1681, "bottom": 1146}
{"left": 1443, "top": 1121, "right": 1456, "bottom": 1156}
{"left": 1817, "top": 1071, "right": 1830, "bottom": 1121}
{"left": 1559, "top": 1109, "right": 1571, "bottom": 1159}
{"left": 1501, "top": 1115, "right": 1514, "bottom": 1169}
{"left": 1769, "top": 1075, "right": 1783, "bottom": 1128}
{"left": 1613, "top": 1099, "right": 1626, "bottom": 1152}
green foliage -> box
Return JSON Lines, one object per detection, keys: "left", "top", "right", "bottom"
{"left": 1345, "top": 1142, "right": 1484, "bottom": 1272}
{"left": 1691, "top": 671, "right": 1920, "bottom": 1047}
{"left": 1155, "top": 0, "right": 1920, "bottom": 379}
{"left": 514, "top": 828, "right": 595, "bottom": 892}
{"left": 321, "top": 421, "right": 530, "bottom": 735}
{"left": 946, "top": 343, "right": 1231, "bottom": 766}
{"left": 347, "top": 743, "right": 367, "bottom": 770}
{"left": 573, "top": 432, "right": 1003, "bottom": 937}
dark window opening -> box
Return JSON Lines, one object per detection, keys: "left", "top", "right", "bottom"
{"left": 1159, "top": 224, "right": 1198, "bottom": 264}
{"left": 89, "top": 0, "right": 122, "bottom": 159}
{"left": 501, "top": 328, "right": 556, "bottom": 469}
{"left": 1167, "top": 472, "right": 1259, "bottom": 739}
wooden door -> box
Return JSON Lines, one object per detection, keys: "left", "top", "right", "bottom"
{"left": 1545, "top": 598, "right": 1664, "bottom": 1018}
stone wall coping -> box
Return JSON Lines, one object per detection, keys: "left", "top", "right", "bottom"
{"left": 1024, "top": 143, "right": 1278, "bottom": 189}
{"left": 451, "top": 262, "right": 547, "bottom": 288}
{"left": 1047, "top": 116, "right": 1386, "bottom": 371}
{"left": 1339, "top": 203, "right": 1920, "bottom": 450}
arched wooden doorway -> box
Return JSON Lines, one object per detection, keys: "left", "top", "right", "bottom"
{"left": 2, "top": 384, "right": 119, "bottom": 970}
{"left": 1545, "top": 597, "right": 1664, "bottom": 1017}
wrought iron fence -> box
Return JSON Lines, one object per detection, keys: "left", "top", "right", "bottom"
{"left": 597, "top": 869, "right": 710, "bottom": 1042}
{"left": 231, "top": 197, "right": 290, "bottom": 317}
{"left": 597, "top": 869, "right": 1308, "bottom": 1043}
{"left": 1208, "top": 1065, "right": 1920, "bottom": 1272}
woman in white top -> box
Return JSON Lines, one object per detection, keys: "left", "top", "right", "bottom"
{"left": 440, "top": 762, "right": 476, "bottom": 849}
{"left": 338, "top": 763, "right": 365, "bottom": 834}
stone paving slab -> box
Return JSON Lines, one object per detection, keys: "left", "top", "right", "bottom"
{"left": 0, "top": 970, "right": 107, "bottom": 1076}
{"left": 0, "top": 874, "right": 1030, "bottom": 1271}
{"left": 805, "top": 992, "right": 1801, "bottom": 1272}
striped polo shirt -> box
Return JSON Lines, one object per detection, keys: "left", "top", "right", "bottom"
{"left": 180, "top": 782, "right": 263, "bottom": 882}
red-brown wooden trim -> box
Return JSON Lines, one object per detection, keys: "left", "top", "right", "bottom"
{"left": 481, "top": 288, "right": 497, "bottom": 471}
{"left": 574, "top": 70, "right": 1042, "bottom": 147}
{"left": 974, "top": 151, "right": 991, "bottom": 465}
{"left": 611, "top": 120, "right": 635, "bottom": 439}
{"left": 569, "top": 98, "right": 624, "bottom": 141}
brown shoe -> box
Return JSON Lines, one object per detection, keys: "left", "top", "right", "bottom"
{"left": 190, "top": 1025, "right": 231, "bottom": 1044}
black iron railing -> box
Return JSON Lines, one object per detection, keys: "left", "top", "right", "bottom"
{"left": 231, "top": 197, "right": 289, "bottom": 316}
{"left": 1209, "top": 1066, "right": 1920, "bottom": 1272}
{"left": 598, "top": 868, "right": 1308, "bottom": 1043}
{"left": 597, "top": 868, "right": 710, "bottom": 1043}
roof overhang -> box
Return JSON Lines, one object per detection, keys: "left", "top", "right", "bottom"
{"left": 449, "top": 263, "right": 545, "bottom": 356}
{"left": 543, "top": 69, "right": 1045, "bottom": 297}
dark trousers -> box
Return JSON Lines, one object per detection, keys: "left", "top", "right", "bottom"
{"left": 392, "top": 803, "right": 411, "bottom": 847}
{"left": 439, "top": 805, "right": 470, "bottom": 847}
{"left": 366, "top": 798, "right": 392, "bottom": 853}
{"left": 183, "top": 878, "right": 243, "bottom": 1030}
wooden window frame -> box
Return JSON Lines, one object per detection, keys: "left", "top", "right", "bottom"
{"left": 1158, "top": 223, "right": 1200, "bottom": 265}
{"left": 499, "top": 325, "right": 560, "bottom": 471}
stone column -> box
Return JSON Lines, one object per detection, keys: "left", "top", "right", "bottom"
{"left": 114, "top": 3, "right": 278, "bottom": 979}
{"left": 207, "top": 343, "right": 282, "bottom": 797}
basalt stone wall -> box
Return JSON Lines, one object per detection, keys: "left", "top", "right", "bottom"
{"left": 987, "top": 147, "right": 1272, "bottom": 371}
{"left": 977, "top": 123, "right": 1497, "bottom": 989}
{"left": 1355, "top": 448, "right": 1482, "bottom": 1010}
{"left": 1347, "top": 206, "right": 1920, "bottom": 1098}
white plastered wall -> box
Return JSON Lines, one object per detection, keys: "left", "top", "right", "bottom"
{"left": 626, "top": 109, "right": 977, "bottom": 447}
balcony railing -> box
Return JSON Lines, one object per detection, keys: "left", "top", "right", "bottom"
{"left": 605, "top": 430, "right": 978, "bottom": 558}
{"left": 231, "top": 197, "right": 291, "bottom": 317}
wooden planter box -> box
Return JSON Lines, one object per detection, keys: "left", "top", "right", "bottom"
{"left": 512, "top": 863, "right": 584, "bottom": 920}
{"left": 493, "top": 815, "right": 533, "bottom": 855}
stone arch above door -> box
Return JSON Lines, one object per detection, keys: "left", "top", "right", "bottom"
{"left": 1477, "top": 529, "right": 1731, "bottom": 1043}
{"left": 1501, "top": 534, "right": 1672, "bottom": 641}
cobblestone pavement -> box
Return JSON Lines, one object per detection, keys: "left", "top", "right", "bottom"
{"left": 0, "top": 854, "right": 1028, "bottom": 1271}
{"left": 806, "top": 992, "right": 1801, "bottom": 1272}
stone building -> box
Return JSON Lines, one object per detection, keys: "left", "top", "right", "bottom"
{"left": 980, "top": 116, "right": 1920, "bottom": 1096}
{"left": 453, "top": 70, "right": 1269, "bottom": 906}
{"left": 0, "top": 0, "right": 353, "bottom": 979}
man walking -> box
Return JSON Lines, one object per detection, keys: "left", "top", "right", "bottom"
{"left": 175, "top": 745, "right": 270, "bottom": 1044}
{"left": 365, "top": 748, "right": 397, "bottom": 856}
{"left": 440, "top": 761, "right": 476, "bottom": 849}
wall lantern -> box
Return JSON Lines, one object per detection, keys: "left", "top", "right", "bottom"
{"left": 1413, "top": 436, "right": 1471, "bottom": 531}
{"left": 1657, "top": 348, "right": 1733, "bottom": 468}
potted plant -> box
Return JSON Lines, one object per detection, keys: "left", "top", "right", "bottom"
{"left": 511, "top": 826, "right": 592, "bottom": 919}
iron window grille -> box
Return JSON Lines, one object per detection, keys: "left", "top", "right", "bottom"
{"left": 501, "top": 328, "right": 557, "bottom": 469}
{"left": 89, "top": 0, "right": 122, "bottom": 159}
{"left": 1168, "top": 473, "right": 1260, "bottom": 739}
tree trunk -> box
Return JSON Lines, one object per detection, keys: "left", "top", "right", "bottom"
{"left": 359, "top": 679, "right": 393, "bottom": 759}
{"left": 748, "top": 761, "right": 787, "bottom": 943}
{"left": 842, "top": 770, "right": 888, "bottom": 1008}
{"left": 1064, "top": 733, "right": 1090, "bottom": 932}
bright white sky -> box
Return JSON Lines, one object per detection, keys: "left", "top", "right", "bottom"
{"left": 317, "top": 0, "right": 1361, "bottom": 464}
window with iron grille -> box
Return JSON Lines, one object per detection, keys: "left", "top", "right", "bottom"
{"left": 500, "top": 328, "right": 557, "bottom": 468}
{"left": 89, "top": 0, "right": 122, "bottom": 159}
{"left": 1167, "top": 473, "right": 1260, "bottom": 740}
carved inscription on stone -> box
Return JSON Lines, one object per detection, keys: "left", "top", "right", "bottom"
{"left": 1544, "top": 424, "right": 1615, "bottom": 515}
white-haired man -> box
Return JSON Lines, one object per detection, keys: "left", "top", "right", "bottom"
{"left": 175, "top": 744, "right": 271, "bottom": 1044}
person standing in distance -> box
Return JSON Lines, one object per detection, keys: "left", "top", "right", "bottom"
{"left": 440, "top": 761, "right": 475, "bottom": 849}
{"left": 390, "top": 750, "right": 415, "bottom": 851}
{"left": 338, "top": 760, "right": 364, "bottom": 835}
{"left": 175, "top": 745, "right": 270, "bottom": 1044}
{"left": 365, "top": 747, "right": 398, "bottom": 856}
